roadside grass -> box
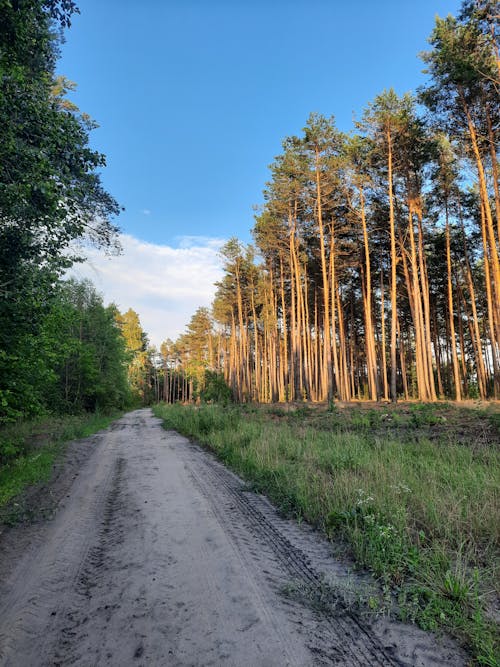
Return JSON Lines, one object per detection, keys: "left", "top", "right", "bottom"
{"left": 0, "top": 412, "right": 121, "bottom": 509}
{"left": 154, "top": 401, "right": 499, "bottom": 666}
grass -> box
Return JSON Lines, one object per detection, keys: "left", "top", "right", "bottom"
{"left": 0, "top": 412, "right": 121, "bottom": 509}
{"left": 154, "top": 401, "right": 499, "bottom": 666}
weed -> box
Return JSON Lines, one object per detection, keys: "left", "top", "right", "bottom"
{"left": 280, "top": 578, "right": 342, "bottom": 615}
{"left": 409, "top": 403, "right": 443, "bottom": 426}
{"left": 153, "top": 402, "right": 499, "bottom": 665}
{"left": 0, "top": 411, "right": 120, "bottom": 509}
{"left": 486, "top": 410, "right": 500, "bottom": 432}
{"left": 265, "top": 406, "right": 287, "bottom": 418}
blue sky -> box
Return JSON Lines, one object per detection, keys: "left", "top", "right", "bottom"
{"left": 61, "top": 0, "right": 460, "bottom": 343}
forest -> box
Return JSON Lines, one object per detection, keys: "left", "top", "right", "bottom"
{"left": 0, "top": 1, "right": 155, "bottom": 460}
{"left": 0, "top": 3, "right": 498, "bottom": 664}
{"left": 2, "top": 1, "right": 498, "bottom": 418}
{"left": 158, "top": 0, "right": 500, "bottom": 405}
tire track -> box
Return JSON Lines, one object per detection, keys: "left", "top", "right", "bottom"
{"left": 50, "top": 457, "right": 127, "bottom": 666}
{"left": 181, "top": 442, "right": 400, "bottom": 666}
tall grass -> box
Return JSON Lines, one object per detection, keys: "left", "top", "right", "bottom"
{"left": 154, "top": 402, "right": 499, "bottom": 666}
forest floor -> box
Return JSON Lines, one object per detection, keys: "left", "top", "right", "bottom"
{"left": 0, "top": 408, "right": 473, "bottom": 666}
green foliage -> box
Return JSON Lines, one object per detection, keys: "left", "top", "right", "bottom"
{"left": 0, "top": 279, "right": 131, "bottom": 424}
{"left": 43, "top": 280, "right": 132, "bottom": 413}
{"left": 199, "top": 370, "right": 233, "bottom": 404}
{"left": 0, "top": 448, "right": 56, "bottom": 510}
{"left": 409, "top": 403, "right": 443, "bottom": 426}
{"left": 0, "top": 0, "right": 122, "bottom": 424}
{"left": 0, "top": 411, "right": 120, "bottom": 509}
{"left": 117, "top": 309, "right": 147, "bottom": 355}
{"left": 116, "top": 308, "right": 157, "bottom": 404}
{"left": 0, "top": 0, "right": 119, "bottom": 272}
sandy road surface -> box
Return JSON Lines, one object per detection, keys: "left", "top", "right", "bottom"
{"left": 0, "top": 409, "right": 466, "bottom": 666}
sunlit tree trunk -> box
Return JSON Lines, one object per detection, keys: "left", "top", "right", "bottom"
{"left": 416, "top": 211, "right": 437, "bottom": 400}
{"left": 445, "top": 207, "right": 462, "bottom": 400}
{"left": 406, "top": 208, "right": 429, "bottom": 400}
{"left": 315, "top": 147, "right": 332, "bottom": 400}
{"left": 380, "top": 271, "right": 389, "bottom": 400}
{"left": 329, "top": 227, "right": 340, "bottom": 398}
{"left": 460, "top": 89, "right": 500, "bottom": 346}
{"left": 387, "top": 129, "right": 398, "bottom": 401}
{"left": 359, "top": 186, "right": 378, "bottom": 400}
{"left": 478, "top": 201, "right": 500, "bottom": 397}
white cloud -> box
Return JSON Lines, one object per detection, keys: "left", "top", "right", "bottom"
{"left": 174, "top": 235, "right": 223, "bottom": 249}
{"left": 68, "top": 233, "right": 225, "bottom": 346}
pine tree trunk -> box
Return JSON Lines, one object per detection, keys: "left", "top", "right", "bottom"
{"left": 479, "top": 201, "right": 500, "bottom": 397}
{"left": 417, "top": 212, "right": 437, "bottom": 400}
{"left": 387, "top": 129, "right": 398, "bottom": 402}
{"left": 329, "top": 229, "right": 340, "bottom": 398}
{"left": 406, "top": 211, "right": 429, "bottom": 400}
{"left": 485, "top": 101, "right": 500, "bottom": 245}
{"left": 460, "top": 89, "right": 500, "bottom": 351}
{"left": 446, "top": 209, "right": 462, "bottom": 400}
{"left": 380, "top": 272, "right": 389, "bottom": 400}
{"left": 360, "top": 186, "right": 378, "bottom": 400}
{"left": 315, "top": 147, "right": 332, "bottom": 400}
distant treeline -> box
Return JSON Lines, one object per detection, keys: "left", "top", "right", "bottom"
{"left": 163, "top": 0, "right": 500, "bottom": 403}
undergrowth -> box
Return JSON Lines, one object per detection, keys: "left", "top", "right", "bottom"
{"left": 154, "top": 401, "right": 499, "bottom": 666}
{"left": 0, "top": 412, "right": 120, "bottom": 508}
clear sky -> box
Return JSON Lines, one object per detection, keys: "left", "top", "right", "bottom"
{"left": 61, "top": 0, "right": 460, "bottom": 344}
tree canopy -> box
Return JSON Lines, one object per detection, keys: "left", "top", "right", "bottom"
{"left": 0, "top": 0, "right": 124, "bottom": 422}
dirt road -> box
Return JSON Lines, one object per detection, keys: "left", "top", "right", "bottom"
{"left": 0, "top": 409, "right": 466, "bottom": 666}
